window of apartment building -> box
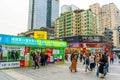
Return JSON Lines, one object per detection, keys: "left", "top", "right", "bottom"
{"left": 77, "top": 24, "right": 80, "bottom": 26}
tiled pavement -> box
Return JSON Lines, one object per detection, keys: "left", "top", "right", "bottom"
{"left": 0, "top": 61, "right": 120, "bottom": 80}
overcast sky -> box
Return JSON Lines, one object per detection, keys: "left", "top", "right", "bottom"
{"left": 0, "top": 0, "right": 120, "bottom": 35}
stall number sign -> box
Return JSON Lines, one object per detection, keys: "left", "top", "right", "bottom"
{"left": 0, "top": 62, "right": 20, "bottom": 69}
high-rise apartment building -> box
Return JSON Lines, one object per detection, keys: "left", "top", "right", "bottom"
{"left": 89, "top": 3, "right": 120, "bottom": 47}
{"left": 28, "top": 0, "right": 59, "bottom": 30}
{"left": 54, "top": 9, "right": 98, "bottom": 38}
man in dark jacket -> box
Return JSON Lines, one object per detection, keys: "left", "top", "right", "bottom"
{"left": 44, "top": 54, "right": 48, "bottom": 65}
{"left": 33, "top": 53, "right": 39, "bottom": 69}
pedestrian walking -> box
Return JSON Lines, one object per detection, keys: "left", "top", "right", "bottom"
{"left": 33, "top": 52, "right": 39, "bottom": 69}
{"left": 79, "top": 54, "right": 83, "bottom": 62}
{"left": 103, "top": 52, "right": 109, "bottom": 73}
{"left": 110, "top": 53, "right": 114, "bottom": 64}
{"left": 84, "top": 54, "right": 91, "bottom": 72}
{"left": 40, "top": 53, "right": 45, "bottom": 66}
{"left": 89, "top": 53, "right": 95, "bottom": 71}
{"left": 113, "top": 53, "right": 117, "bottom": 62}
{"left": 96, "top": 53, "right": 101, "bottom": 77}
{"left": 118, "top": 53, "right": 120, "bottom": 63}
{"left": 69, "top": 54, "right": 77, "bottom": 72}
{"left": 99, "top": 54, "right": 106, "bottom": 78}
{"left": 65, "top": 53, "right": 68, "bottom": 61}
{"left": 44, "top": 54, "right": 48, "bottom": 65}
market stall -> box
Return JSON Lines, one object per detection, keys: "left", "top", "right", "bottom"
{"left": 0, "top": 34, "right": 67, "bottom": 69}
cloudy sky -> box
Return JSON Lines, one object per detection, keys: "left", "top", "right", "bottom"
{"left": 0, "top": 0, "right": 120, "bottom": 35}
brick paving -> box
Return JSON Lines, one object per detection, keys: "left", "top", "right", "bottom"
{"left": 0, "top": 61, "right": 120, "bottom": 80}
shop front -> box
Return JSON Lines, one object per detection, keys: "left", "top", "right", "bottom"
{"left": 0, "top": 34, "right": 67, "bottom": 69}
{"left": 66, "top": 43, "right": 105, "bottom": 54}
{"left": 66, "top": 43, "right": 81, "bottom": 54}
{"left": 63, "top": 35, "right": 112, "bottom": 54}
{"left": 80, "top": 43, "right": 106, "bottom": 53}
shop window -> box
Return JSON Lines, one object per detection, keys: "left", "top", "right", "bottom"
{"left": 8, "top": 50, "right": 20, "bottom": 61}
{"left": 0, "top": 46, "right": 30, "bottom": 62}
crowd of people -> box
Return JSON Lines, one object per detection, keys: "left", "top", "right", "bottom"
{"left": 68, "top": 51, "right": 120, "bottom": 78}
{"left": 30, "top": 50, "right": 120, "bottom": 78}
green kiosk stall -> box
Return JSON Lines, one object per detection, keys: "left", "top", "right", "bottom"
{"left": 0, "top": 34, "right": 67, "bottom": 69}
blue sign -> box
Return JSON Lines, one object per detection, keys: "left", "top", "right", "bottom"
{"left": 0, "top": 34, "right": 38, "bottom": 46}
{"left": 0, "top": 34, "right": 67, "bottom": 48}
{"left": 91, "top": 48, "right": 95, "bottom": 52}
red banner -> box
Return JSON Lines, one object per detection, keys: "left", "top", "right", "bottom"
{"left": 46, "top": 48, "right": 53, "bottom": 63}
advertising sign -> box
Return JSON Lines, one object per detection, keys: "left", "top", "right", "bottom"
{"left": 0, "top": 35, "right": 38, "bottom": 46}
{"left": 24, "top": 47, "right": 30, "bottom": 55}
{"left": 34, "top": 31, "right": 47, "bottom": 39}
{"left": 0, "top": 34, "right": 67, "bottom": 48}
{"left": 91, "top": 48, "right": 95, "bottom": 53}
{"left": 0, "top": 62, "right": 20, "bottom": 68}
{"left": 68, "top": 43, "right": 80, "bottom": 48}
{"left": 2, "top": 49, "right": 7, "bottom": 57}
{"left": 53, "top": 49, "right": 60, "bottom": 54}
{"left": 25, "top": 53, "right": 29, "bottom": 61}
{"left": 53, "top": 49, "right": 62, "bottom": 62}
{"left": 50, "top": 56, "right": 54, "bottom": 62}
{"left": 2, "top": 45, "right": 25, "bottom": 61}
{"left": 91, "top": 48, "right": 103, "bottom": 53}
{"left": 46, "top": 48, "right": 53, "bottom": 63}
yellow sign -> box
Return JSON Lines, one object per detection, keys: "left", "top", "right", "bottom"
{"left": 87, "top": 48, "right": 91, "bottom": 50}
{"left": 34, "top": 31, "right": 47, "bottom": 39}
{"left": 95, "top": 49, "right": 100, "bottom": 52}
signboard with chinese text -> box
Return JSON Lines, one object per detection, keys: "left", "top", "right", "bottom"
{"left": 34, "top": 31, "right": 47, "bottom": 39}
{"left": 0, "top": 62, "right": 20, "bottom": 69}
{"left": 0, "top": 34, "right": 67, "bottom": 48}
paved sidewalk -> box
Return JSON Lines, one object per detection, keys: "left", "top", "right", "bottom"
{"left": 0, "top": 61, "right": 120, "bottom": 80}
